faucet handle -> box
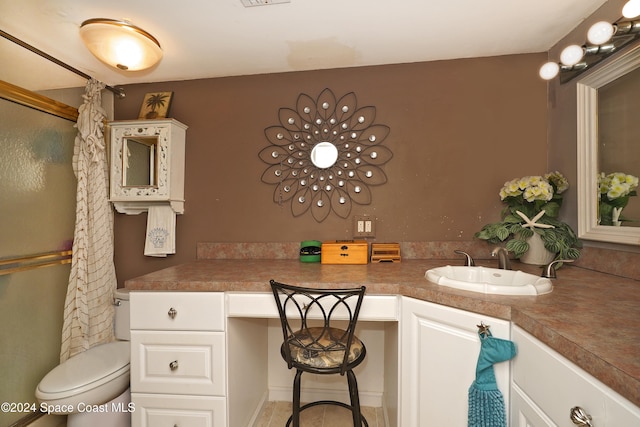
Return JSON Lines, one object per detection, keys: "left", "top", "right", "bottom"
{"left": 542, "top": 259, "right": 574, "bottom": 278}
{"left": 454, "top": 250, "right": 475, "bottom": 266}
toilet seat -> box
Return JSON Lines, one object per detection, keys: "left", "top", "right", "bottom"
{"left": 36, "top": 341, "right": 130, "bottom": 408}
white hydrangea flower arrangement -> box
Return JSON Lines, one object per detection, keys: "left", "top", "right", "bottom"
{"left": 597, "top": 172, "right": 638, "bottom": 226}
{"left": 476, "top": 171, "right": 581, "bottom": 262}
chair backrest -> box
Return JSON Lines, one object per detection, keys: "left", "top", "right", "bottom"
{"left": 270, "top": 279, "right": 366, "bottom": 375}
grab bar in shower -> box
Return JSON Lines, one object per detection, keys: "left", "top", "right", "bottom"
{"left": 0, "top": 250, "right": 72, "bottom": 276}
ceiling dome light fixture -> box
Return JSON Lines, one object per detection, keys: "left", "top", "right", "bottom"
{"left": 79, "top": 18, "right": 163, "bottom": 71}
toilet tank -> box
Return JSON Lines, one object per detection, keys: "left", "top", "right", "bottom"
{"left": 114, "top": 288, "right": 130, "bottom": 341}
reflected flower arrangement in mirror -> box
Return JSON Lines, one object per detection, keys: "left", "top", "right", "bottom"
{"left": 259, "top": 88, "right": 392, "bottom": 222}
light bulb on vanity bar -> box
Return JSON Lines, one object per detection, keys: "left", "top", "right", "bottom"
{"left": 538, "top": 62, "right": 560, "bottom": 80}
{"left": 623, "top": 0, "right": 640, "bottom": 19}
{"left": 560, "top": 44, "right": 585, "bottom": 66}
{"left": 587, "top": 21, "right": 615, "bottom": 45}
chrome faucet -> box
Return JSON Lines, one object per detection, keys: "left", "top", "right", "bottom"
{"left": 541, "top": 259, "right": 574, "bottom": 278}
{"left": 454, "top": 250, "right": 475, "bottom": 266}
{"left": 491, "top": 247, "right": 511, "bottom": 270}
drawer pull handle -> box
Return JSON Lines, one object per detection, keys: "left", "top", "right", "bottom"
{"left": 169, "top": 360, "right": 179, "bottom": 371}
{"left": 168, "top": 307, "right": 177, "bottom": 319}
{"left": 570, "top": 406, "right": 594, "bottom": 426}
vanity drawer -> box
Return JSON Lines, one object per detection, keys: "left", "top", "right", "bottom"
{"left": 226, "top": 292, "right": 399, "bottom": 321}
{"left": 130, "top": 291, "right": 224, "bottom": 331}
{"left": 131, "top": 330, "right": 226, "bottom": 396}
{"left": 511, "top": 326, "right": 640, "bottom": 426}
{"left": 131, "top": 393, "right": 226, "bottom": 427}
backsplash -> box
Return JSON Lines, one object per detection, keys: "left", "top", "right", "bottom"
{"left": 196, "top": 242, "right": 640, "bottom": 282}
{"left": 196, "top": 241, "right": 492, "bottom": 261}
{"left": 574, "top": 246, "right": 640, "bottom": 281}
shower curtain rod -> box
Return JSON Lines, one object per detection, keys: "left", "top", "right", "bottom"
{"left": 0, "top": 29, "right": 125, "bottom": 98}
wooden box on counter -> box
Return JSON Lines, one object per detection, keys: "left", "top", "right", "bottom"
{"left": 321, "top": 240, "right": 369, "bottom": 265}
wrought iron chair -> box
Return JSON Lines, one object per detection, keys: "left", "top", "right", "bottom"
{"left": 270, "top": 279, "right": 368, "bottom": 427}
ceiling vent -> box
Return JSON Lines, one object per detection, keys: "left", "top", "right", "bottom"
{"left": 241, "top": 0, "right": 290, "bottom": 6}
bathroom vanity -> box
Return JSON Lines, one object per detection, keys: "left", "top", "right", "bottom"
{"left": 125, "top": 257, "right": 640, "bottom": 427}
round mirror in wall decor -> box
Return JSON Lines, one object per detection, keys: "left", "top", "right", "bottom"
{"left": 259, "top": 88, "right": 393, "bottom": 222}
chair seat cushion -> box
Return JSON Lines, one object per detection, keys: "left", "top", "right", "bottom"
{"left": 286, "top": 327, "right": 364, "bottom": 370}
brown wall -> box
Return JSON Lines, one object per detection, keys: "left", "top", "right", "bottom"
{"left": 113, "top": 53, "right": 548, "bottom": 285}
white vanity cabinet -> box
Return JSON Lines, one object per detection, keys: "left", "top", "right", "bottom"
{"left": 400, "top": 296, "right": 511, "bottom": 427}
{"left": 510, "top": 326, "right": 640, "bottom": 427}
{"left": 130, "top": 292, "right": 227, "bottom": 427}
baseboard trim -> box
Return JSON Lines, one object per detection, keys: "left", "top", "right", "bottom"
{"left": 244, "top": 391, "right": 268, "bottom": 427}
{"left": 11, "top": 412, "right": 66, "bottom": 427}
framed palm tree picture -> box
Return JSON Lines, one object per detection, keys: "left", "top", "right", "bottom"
{"left": 138, "top": 92, "right": 173, "bottom": 119}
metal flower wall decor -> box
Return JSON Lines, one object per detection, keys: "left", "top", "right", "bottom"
{"left": 259, "top": 88, "right": 393, "bottom": 222}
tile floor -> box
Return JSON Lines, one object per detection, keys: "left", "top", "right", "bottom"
{"left": 254, "top": 401, "right": 385, "bottom": 427}
{"left": 37, "top": 403, "right": 385, "bottom": 427}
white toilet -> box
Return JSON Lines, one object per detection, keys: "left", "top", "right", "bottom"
{"left": 36, "top": 289, "right": 131, "bottom": 427}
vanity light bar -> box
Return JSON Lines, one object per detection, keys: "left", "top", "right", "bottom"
{"left": 540, "top": 25, "right": 640, "bottom": 83}
{"left": 539, "top": 0, "right": 640, "bottom": 83}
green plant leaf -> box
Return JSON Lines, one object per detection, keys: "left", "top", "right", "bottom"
{"left": 506, "top": 239, "right": 529, "bottom": 257}
{"left": 540, "top": 201, "right": 560, "bottom": 218}
{"left": 516, "top": 227, "right": 533, "bottom": 239}
{"left": 495, "top": 226, "right": 511, "bottom": 241}
{"left": 503, "top": 213, "right": 523, "bottom": 224}
{"left": 565, "top": 248, "right": 581, "bottom": 259}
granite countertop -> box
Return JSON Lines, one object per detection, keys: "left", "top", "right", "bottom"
{"left": 125, "top": 258, "right": 640, "bottom": 407}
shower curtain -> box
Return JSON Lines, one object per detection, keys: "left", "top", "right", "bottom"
{"left": 60, "top": 79, "right": 117, "bottom": 362}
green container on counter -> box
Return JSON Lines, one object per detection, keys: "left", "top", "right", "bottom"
{"left": 299, "top": 240, "right": 322, "bottom": 262}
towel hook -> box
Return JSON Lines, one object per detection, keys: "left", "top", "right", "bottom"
{"left": 477, "top": 322, "right": 491, "bottom": 337}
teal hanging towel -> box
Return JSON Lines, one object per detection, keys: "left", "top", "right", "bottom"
{"left": 468, "top": 325, "right": 517, "bottom": 427}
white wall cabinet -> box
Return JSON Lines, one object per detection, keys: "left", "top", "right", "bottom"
{"left": 510, "top": 326, "right": 640, "bottom": 427}
{"left": 400, "top": 296, "right": 511, "bottom": 427}
{"left": 130, "top": 292, "right": 227, "bottom": 427}
{"left": 109, "top": 119, "right": 187, "bottom": 215}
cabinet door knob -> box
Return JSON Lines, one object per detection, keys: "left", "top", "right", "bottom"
{"left": 169, "top": 360, "right": 179, "bottom": 371}
{"left": 168, "top": 307, "right": 177, "bottom": 319}
{"left": 570, "top": 406, "right": 594, "bottom": 426}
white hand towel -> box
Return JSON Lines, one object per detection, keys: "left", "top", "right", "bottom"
{"left": 144, "top": 205, "right": 176, "bottom": 257}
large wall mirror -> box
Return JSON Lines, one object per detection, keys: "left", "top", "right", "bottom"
{"left": 577, "top": 42, "right": 640, "bottom": 245}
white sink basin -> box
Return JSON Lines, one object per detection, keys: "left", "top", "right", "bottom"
{"left": 425, "top": 266, "right": 553, "bottom": 295}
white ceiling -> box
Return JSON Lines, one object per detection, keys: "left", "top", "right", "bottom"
{"left": 0, "top": 0, "right": 609, "bottom": 92}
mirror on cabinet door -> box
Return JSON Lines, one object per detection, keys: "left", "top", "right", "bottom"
{"left": 123, "top": 136, "right": 158, "bottom": 187}
{"left": 577, "top": 43, "right": 640, "bottom": 245}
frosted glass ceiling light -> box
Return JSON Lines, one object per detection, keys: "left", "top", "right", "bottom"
{"left": 587, "top": 21, "right": 615, "bottom": 45}
{"left": 538, "top": 62, "right": 560, "bottom": 80}
{"left": 560, "top": 45, "right": 584, "bottom": 66}
{"left": 623, "top": 0, "right": 640, "bottom": 18}
{"left": 80, "top": 19, "right": 162, "bottom": 71}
